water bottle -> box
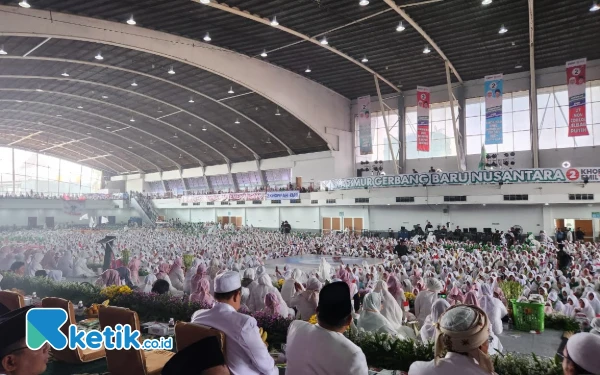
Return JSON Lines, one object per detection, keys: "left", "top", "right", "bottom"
{"left": 168, "top": 318, "right": 175, "bottom": 328}
{"left": 507, "top": 317, "right": 513, "bottom": 331}
{"left": 78, "top": 300, "right": 84, "bottom": 309}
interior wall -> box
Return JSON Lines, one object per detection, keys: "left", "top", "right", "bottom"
{"left": 126, "top": 178, "right": 144, "bottom": 193}
{"left": 0, "top": 208, "right": 133, "bottom": 226}
{"left": 245, "top": 207, "right": 278, "bottom": 227}
{"left": 279, "top": 207, "right": 320, "bottom": 230}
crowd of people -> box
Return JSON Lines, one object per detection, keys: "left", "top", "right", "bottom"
{"left": 0, "top": 224, "right": 600, "bottom": 375}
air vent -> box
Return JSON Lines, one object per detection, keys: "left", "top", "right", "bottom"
{"left": 114, "top": 205, "right": 120, "bottom": 209}
{"left": 193, "top": 202, "right": 201, "bottom": 206}
{"left": 252, "top": 200, "right": 262, "bottom": 204}
{"left": 569, "top": 194, "right": 594, "bottom": 200}
{"left": 290, "top": 199, "right": 301, "bottom": 204}
{"left": 221, "top": 201, "right": 229, "bottom": 205}
{"left": 326, "top": 199, "right": 336, "bottom": 204}
{"left": 207, "top": 202, "right": 215, "bottom": 206}
{"left": 271, "top": 200, "right": 281, "bottom": 204}
{"left": 444, "top": 196, "right": 467, "bottom": 202}
{"left": 181, "top": 203, "right": 188, "bottom": 206}
{"left": 503, "top": 194, "right": 529, "bottom": 201}
{"left": 236, "top": 201, "right": 245, "bottom": 205}
{"left": 355, "top": 198, "right": 369, "bottom": 203}
{"left": 311, "top": 200, "right": 319, "bottom": 204}
{"left": 396, "top": 197, "right": 415, "bottom": 203}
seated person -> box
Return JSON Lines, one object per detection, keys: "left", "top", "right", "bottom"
{"left": 561, "top": 333, "right": 600, "bottom": 375}
{"left": 0, "top": 306, "right": 50, "bottom": 375}
{"left": 151, "top": 279, "right": 171, "bottom": 295}
{"left": 162, "top": 336, "right": 230, "bottom": 375}
{"left": 9, "top": 262, "right": 25, "bottom": 276}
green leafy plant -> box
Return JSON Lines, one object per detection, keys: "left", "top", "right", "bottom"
{"left": 493, "top": 353, "right": 563, "bottom": 375}
{"left": 499, "top": 281, "right": 524, "bottom": 302}
{"left": 182, "top": 254, "right": 194, "bottom": 270}
{"left": 545, "top": 313, "right": 581, "bottom": 333}
{"left": 121, "top": 249, "right": 130, "bottom": 267}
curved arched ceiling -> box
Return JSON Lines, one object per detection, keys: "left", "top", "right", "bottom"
{"left": 0, "top": 36, "right": 330, "bottom": 173}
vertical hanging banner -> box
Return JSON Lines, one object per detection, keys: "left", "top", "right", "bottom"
{"left": 484, "top": 74, "right": 503, "bottom": 144}
{"left": 566, "top": 58, "right": 589, "bottom": 137}
{"left": 416, "top": 86, "right": 430, "bottom": 152}
{"left": 357, "top": 95, "right": 373, "bottom": 154}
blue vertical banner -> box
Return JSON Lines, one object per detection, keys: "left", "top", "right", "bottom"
{"left": 484, "top": 74, "right": 503, "bottom": 145}
{"left": 357, "top": 95, "right": 373, "bottom": 155}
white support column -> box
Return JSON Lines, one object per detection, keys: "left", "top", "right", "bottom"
{"left": 228, "top": 163, "right": 239, "bottom": 192}
{"left": 202, "top": 167, "right": 211, "bottom": 193}
{"left": 529, "top": 0, "right": 540, "bottom": 168}
{"left": 374, "top": 75, "right": 399, "bottom": 175}
{"left": 180, "top": 169, "right": 188, "bottom": 195}
{"left": 160, "top": 172, "right": 167, "bottom": 194}
{"left": 256, "top": 159, "right": 266, "bottom": 188}
{"left": 11, "top": 147, "right": 15, "bottom": 194}
{"left": 446, "top": 61, "right": 466, "bottom": 171}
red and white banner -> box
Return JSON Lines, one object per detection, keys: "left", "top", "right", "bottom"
{"left": 357, "top": 95, "right": 373, "bottom": 155}
{"left": 416, "top": 86, "right": 430, "bottom": 152}
{"left": 566, "top": 58, "right": 589, "bottom": 137}
{"left": 180, "top": 192, "right": 265, "bottom": 204}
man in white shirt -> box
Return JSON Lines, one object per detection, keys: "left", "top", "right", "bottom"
{"left": 191, "top": 271, "right": 278, "bottom": 375}
{"left": 285, "top": 282, "right": 368, "bottom": 375}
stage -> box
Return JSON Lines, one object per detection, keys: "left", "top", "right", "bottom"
{"left": 263, "top": 254, "right": 382, "bottom": 275}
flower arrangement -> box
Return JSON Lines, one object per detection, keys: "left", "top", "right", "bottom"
{"left": 404, "top": 292, "right": 416, "bottom": 301}
{"left": 182, "top": 254, "right": 194, "bottom": 270}
{"left": 308, "top": 314, "right": 317, "bottom": 325}
{"left": 121, "top": 249, "right": 130, "bottom": 267}
{"left": 545, "top": 313, "right": 581, "bottom": 333}
{"left": 138, "top": 269, "right": 150, "bottom": 277}
{"left": 499, "top": 281, "right": 523, "bottom": 302}
{"left": 100, "top": 285, "right": 133, "bottom": 299}
{"left": 278, "top": 279, "right": 284, "bottom": 287}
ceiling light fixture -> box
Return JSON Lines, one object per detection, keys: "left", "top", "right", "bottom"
{"left": 203, "top": 33, "right": 211, "bottom": 42}
{"left": 61, "top": 71, "right": 69, "bottom": 77}
{"left": 130, "top": 117, "right": 135, "bottom": 122}
{"left": 396, "top": 22, "right": 405, "bottom": 32}
{"left": 127, "top": 15, "right": 136, "bottom": 25}
{"left": 189, "top": 97, "right": 194, "bottom": 103}
{"left": 359, "top": 0, "right": 369, "bottom": 6}
{"left": 361, "top": 56, "right": 368, "bottom": 63}
{"left": 423, "top": 45, "right": 431, "bottom": 54}
{"left": 18, "top": 0, "right": 30, "bottom": 8}
{"left": 35, "top": 88, "right": 43, "bottom": 92}
{"left": 56, "top": 114, "right": 61, "bottom": 117}
{"left": 307, "top": 132, "right": 312, "bottom": 139}
{"left": 233, "top": 143, "right": 237, "bottom": 149}
{"left": 0, "top": 45, "right": 6, "bottom": 55}
{"left": 77, "top": 105, "right": 83, "bottom": 109}
{"left": 305, "top": 66, "right": 311, "bottom": 73}
{"left": 482, "top": 0, "right": 492, "bottom": 5}
{"left": 562, "top": 161, "right": 571, "bottom": 168}
{"left": 591, "top": 1, "right": 600, "bottom": 11}
{"left": 544, "top": 203, "right": 549, "bottom": 206}
{"left": 266, "top": 138, "right": 272, "bottom": 144}
{"left": 102, "top": 95, "right": 108, "bottom": 99}
{"left": 202, "top": 125, "right": 207, "bottom": 131}
{"left": 499, "top": 24, "right": 508, "bottom": 34}
{"left": 106, "top": 126, "right": 111, "bottom": 129}
{"left": 270, "top": 16, "right": 279, "bottom": 26}
{"left": 128, "top": 146, "right": 133, "bottom": 149}
{"left": 168, "top": 66, "right": 175, "bottom": 74}
{"left": 515, "top": 61, "right": 523, "bottom": 69}
{"left": 200, "top": 0, "right": 210, "bottom": 4}
{"left": 131, "top": 80, "right": 138, "bottom": 87}
{"left": 228, "top": 86, "right": 234, "bottom": 94}
{"left": 234, "top": 118, "right": 240, "bottom": 124}
{"left": 95, "top": 52, "right": 103, "bottom": 60}
{"left": 320, "top": 36, "right": 328, "bottom": 45}
{"left": 260, "top": 50, "right": 268, "bottom": 58}
{"left": 275, "top": 108, "right": 281, "bottom": 116}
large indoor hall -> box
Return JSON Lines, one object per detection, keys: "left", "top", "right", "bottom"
{"left": 0, "top": 0, "right": 599, "bottom": 374}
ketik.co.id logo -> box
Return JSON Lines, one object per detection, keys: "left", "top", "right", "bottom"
{"left": 26, "top": 308, "right": 173, "bottom": 351}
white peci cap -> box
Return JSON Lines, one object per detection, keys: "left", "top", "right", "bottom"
{"left": 214, "top": 271, "right": 242, "bottom": 293}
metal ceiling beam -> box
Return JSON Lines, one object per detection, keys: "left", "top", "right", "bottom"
{"left": 22, "top": 37, "right": 51, "bottom": 57}
{"left": 0, "top": 75, "right": 260, "bottom": 159}
{"left": 0, "top": 56, "right": 294, "bottom": 155}
{"left": 194, "top": 0, "right": 400, "bottom": 94}
{"left": 0, "top": 88, "right": 222, "bottom": 165}
{"left": 8, "top": 130, "right": 43, "bottom": 146}
{"left": 0, "top": 109, "right": 168, "bottom": 172}
{"left": 0, "top": 93, "right": 202, "bottom": 167}
{"left": 40, "top": 137, "right": 90, "bottom": 152}
{"left": 382, "top": 0, "right": 463, "bottom": 83}
{"left": 0, "top": 120, "right": 146, "bottom": 173}
{"left": 528, "top": 0, "right": 539, "bottom": 168}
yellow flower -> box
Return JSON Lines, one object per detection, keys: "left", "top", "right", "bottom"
{"left": 308, "top": 314, "right": 318, "bottom": 324}
{"left": 278, "top": 279, "right": 285, "bottom": 287}
{"left": 101, "top": 285, "right": 132, "bottom": 299}
{"left": 404, "top": 292, "right": 416, "bottom": 301}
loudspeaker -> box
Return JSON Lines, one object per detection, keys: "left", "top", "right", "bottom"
{"left": 357, "top": 168, "right": 363, "bottom": 177}
{"left": 443, "top": 208, "right": 449, "bottom": 214}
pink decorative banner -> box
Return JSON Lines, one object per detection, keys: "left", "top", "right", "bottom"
{"left": 566, "top": 58, "right": 589, "bottom": 137}
{"left": 180, "top": 192, "right": 266, "bottom": 204}
{"left": 416, "top": 86, "right": 430, "bottom": 152}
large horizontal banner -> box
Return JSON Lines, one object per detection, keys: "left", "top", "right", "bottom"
{"left": 180, "top": 192, "right": 266, "bottom": 204}
{"left": 62, "top": 193, "right": 128, "bottom": 201}
{"left": 265, "top": 191, "right": 300, "bottom": 200}
{"left": 320, "top": 168, "right": 600, "bottom": 190}
{"left": 63, "top": 201, "right": 85, "bottom": 215}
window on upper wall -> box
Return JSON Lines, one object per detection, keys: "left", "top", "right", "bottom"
{"left": 354, "top": 110, "right": 400, "bottom": 163}
{"left": 465, "top": 90, "right": 532, "bottom": 155}
{"left": 406, "top": 101, "right": 458, "bottom": 159}
{"left": 538, "top": 81, "right": 600, "bottom": 149}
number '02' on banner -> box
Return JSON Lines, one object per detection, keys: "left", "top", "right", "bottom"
{"left": 566, "top": 58, "right": 589, "bottom": 137}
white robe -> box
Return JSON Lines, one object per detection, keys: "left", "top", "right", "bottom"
{"left": 26, "top": 253, "right": 44, "bottom": 277}
{"left": 373, "top": 281, "right": 404, "bottom": 331}
{"left": 414, "top": 290, "right": 438, "bottom": 326}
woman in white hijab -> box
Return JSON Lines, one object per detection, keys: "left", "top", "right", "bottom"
{"left": 587, "top": 291, "right": 600, "bottom": 316}
{"left": 248, "top": 273, "right": 294, "bottom": 317}
{"left": 183, "top": 258, "right": 201, "bottom": 294}
{"left": 291, "top": 277, "right": 321, "bottom": 321}
{"left": 414, "top": 278, "right": 443, "bottom": 326}
{"left": 420, "top": 299, "right": 450, "bottom": 343}
{"left": 72, "top": 255, "right": 96, "bottom": 277}
{"left": 577, "top": 298, "right": 596, "bottom": 322}
{"left": 564, "top": 295, "right": 578, "bottom": 317}
{"left": 143, "top": 272, "right": 157, "bottom": 293}
{"left": 25, "top": 253, "right": 44, "bottom": 277}
{"left": 591, "top": 317, "right": 600, "bottom": 336}
{"left": 478, "top": 284, "right": 507, "bottom": 335}
{"left": 281, "top": 268, "right": 303, "bottom": 306}
{"left": 357, "top": 292, "right": 397, "bottom": 336}
{"left": 318, "top": 258, "right": 331, "bottom": 282}
{"left": 56, "top": 250, "right": 73, "bottom": 278}
{"left": 374, "top": 280, "right": 404, "bottom": 330}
